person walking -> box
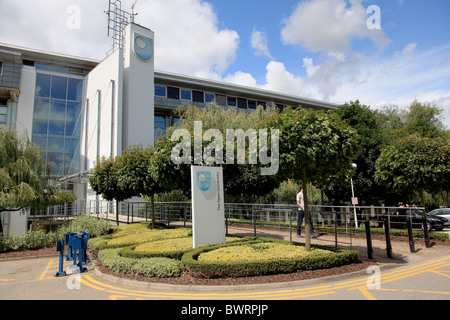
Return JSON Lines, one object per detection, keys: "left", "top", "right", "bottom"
{"left": 297, "top": 186, "right": 315, "bottom": 237}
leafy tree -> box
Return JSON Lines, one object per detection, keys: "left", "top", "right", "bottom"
{"left": 152, "top": 104, "right": 279, "bottom": 200}
{"left": 405, "top": 100, "right": 446, "bottom": 138}
{"left": 267, "top": 108, "right": 360, "bottom": 250}
{"left": 118, "top": 144, "right": 163, "bottom": 229}
{"left": 0, "top": 128, "right": 76, "bottom": 232}
{"left": 330, "top": 101, "right": 385, "bottom": 205}
{"left": 375, "top": 134, "right": 450, "bottom": 211}
{"left": 88, "top": 156, "right": 133, "bottom": 226}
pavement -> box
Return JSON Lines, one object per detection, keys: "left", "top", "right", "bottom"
{"left": 0, "top": 219, "right": 449, "bottom": 303}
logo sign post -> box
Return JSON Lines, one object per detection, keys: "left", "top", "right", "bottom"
{"left": 191, "top": 166, "right": 226, "bottom": 248}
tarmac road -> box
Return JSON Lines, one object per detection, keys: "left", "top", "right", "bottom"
{"left": 1, "top": 226, "right": 449, "bottom": 303}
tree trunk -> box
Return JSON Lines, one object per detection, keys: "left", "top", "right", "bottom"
{"left": 151, "top": 194, "right": 155, "bottom": 230}
{"left": 302, "top": 169, "right": 311, "bottom": 251}
{"left": 116, "top": 201, "right": 120, "bottom": 227}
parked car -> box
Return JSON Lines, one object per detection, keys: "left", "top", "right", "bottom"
{"left": 381, "top": 209, "right": 450, "bottom": 232}
{"left": 428, "top": 208, "right": 450, "bottom": 223}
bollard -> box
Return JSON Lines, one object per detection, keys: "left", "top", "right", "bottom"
{"left": 55, "top": 240, "right": 67, "bottom": 277}
{"left": 422, "top": 215, "right": 431, "bottom": 248}
{"left": 384, "top": 219, "right": 393, "bottom": 258}
{"left": 364, "top": 220, "right": 373, "bottom": 260}
{"left": 406, "top": 218, "right": 415, "bottom": 252}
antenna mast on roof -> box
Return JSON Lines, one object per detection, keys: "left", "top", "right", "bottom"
{"left": 105, "top": 0, "right": 137, "bottom": 55}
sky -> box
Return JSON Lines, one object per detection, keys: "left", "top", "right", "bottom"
{"left": 1, "top": 0, "right": 449, "bottom": 129}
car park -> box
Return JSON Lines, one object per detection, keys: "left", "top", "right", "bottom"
{"left": 381, "top": 209, "right": 450, "bottom": 232}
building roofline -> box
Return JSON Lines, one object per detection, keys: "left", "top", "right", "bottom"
{"left": 0, "top": 43, "right": 99, "bottom": 69}
{"left": 155, "top": 70, "right": 338, "bottom": 110}
{"left": 0, "top": 42, "right": 338, "bottom": 110}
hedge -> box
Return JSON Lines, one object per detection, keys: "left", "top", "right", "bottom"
{"left": 181, "top": 239, "right": 359, "bottom": 278}
{"left": 121, "top": 236, "right": 242, "bottom": 260}
{"left": 98, "top": 248, "right": 183, "bottom": 278}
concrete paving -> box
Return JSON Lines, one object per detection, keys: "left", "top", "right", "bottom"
{"left": 0, "top": 219, "right": 449, "bottom": 302}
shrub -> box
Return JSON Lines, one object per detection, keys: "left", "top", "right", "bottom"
{"left": 0, "top": 233, "right": 19, "bottom": 252}
{"left": 182, "top": 240, "right": 359, "bottom": 278}
{"left": 122, "top": 236, "right": 242, "bottom": 260}
{"left": 98, "top": 248, "right": 182, "bottom": 278}
{"left": 105, "top": 227, "right": 192, "bottom": 248}
{"left": 19, "top": 230, "right": 54, "bottom": 250}
{"left": 60, "top": 215, "right": 112, "bottom": 238}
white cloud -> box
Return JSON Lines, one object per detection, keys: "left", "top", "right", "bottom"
{"left": 281, "top": 0, "right": 390, "bottom": 53}
{"left": 250, "top": 27, "right": 273, "bottom": 59}
{"left": 0, "top": 0, "right": 110, "bottom": 59}
{"left": 134, "top": 0, "right": 239, "bottom": 78}
{"left": 0, "top": 0, "right": 240, "bottom": 78}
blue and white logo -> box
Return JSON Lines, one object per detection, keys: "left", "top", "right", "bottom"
{"left": 134, "top": 33, "right": 153, "bottom": 61}
{"left": 196, "top": 171, "right": 211, "bottom": 191}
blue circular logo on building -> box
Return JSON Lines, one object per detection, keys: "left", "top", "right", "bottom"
{"left": 134, "top": 33, "right": 153, "bottom": 61}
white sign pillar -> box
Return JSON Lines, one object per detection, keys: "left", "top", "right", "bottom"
{"left": 191, "top": 166, "right": 226, "bottom": 248}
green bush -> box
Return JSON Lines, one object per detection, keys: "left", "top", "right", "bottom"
{"left": 182, "top": 240, "right": 359, "bottom": 278}
{"left": 60, "top": 215, "right": 112, "bottom": 238}
{"left": 121, "top": 236, "right": 242, "bottom": 260}
{"left": 0, "top": 233, "right": 19, "bottom": 252}
{"left": 19, "top": 230, "right": 55, "bottom": 250}
{"left": 105, "top": 227, "right": 192, "bottom": 248}
{"left": 98, "top": 248, "right": 183, "bottom": 278}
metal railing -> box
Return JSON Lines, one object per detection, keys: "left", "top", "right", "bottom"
{"left": 29, "top": 200, "right": 427, "bottom": 232}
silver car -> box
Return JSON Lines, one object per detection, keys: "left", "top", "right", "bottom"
{"left": 428, "top": 208, "right": 450, "bottom": 227}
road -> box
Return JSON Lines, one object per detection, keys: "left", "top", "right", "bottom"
{"left": 1, "top": 252, "right": 449, "bottom": 302}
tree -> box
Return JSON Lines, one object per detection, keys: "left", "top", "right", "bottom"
{"left": 88, "top": 156, "right": 133, "bottom": 226}
{"left": 0, "top": 128, "right": 76, "bottom": 231}
{"left": 267, "top": 108, "right": 360, "bottom": 250}
{"left": 118, "top": 144, "right": 163, "bottom": 229}
{"left": 375, "top": 134, "right": 450, "bottom": 211}
{"left": 330, "top": 101, "right": 385, "bottom": 205}
{"left": 152, "top": 104, "right": 279, "bottom": 200}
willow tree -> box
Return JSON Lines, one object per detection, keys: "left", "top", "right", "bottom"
{"left": 266, "top": 108, "right": 360, "bottom": 250}
{"left": 0, "top": 128, "right": 76, "bottom": 231}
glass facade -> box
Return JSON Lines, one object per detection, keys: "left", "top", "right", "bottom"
{"left": 32, "top": 71, "right": 83, "bottom": 176}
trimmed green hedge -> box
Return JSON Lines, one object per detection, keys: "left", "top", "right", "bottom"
{"left": 121, "top": 236, "right": 242, "bottom": 260}
{"left": 98, "top": 248, "right": 183, "bottom": 278}
{"left": 90, "top": 223, "right": 360, "bottom": 279}
{"left": 181, "top": 238, "right": 359, "bottom": 278}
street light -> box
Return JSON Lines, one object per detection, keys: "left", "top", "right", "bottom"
{"left": 351, "top": 163, "right": 358, "bottom": 228}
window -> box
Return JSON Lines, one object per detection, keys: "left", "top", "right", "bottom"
{"left": 154, "top": 115, "right": 166, "bottom": 140}
{"left": 155, "top": 85, "right": 166, "bottom": 97}
{"left": 0, "top": 62, "right": 3, "bottom": 76}
{"left": 180, "top": 89, "right": 192, "bottom": 101}
{"left": 205, "top": 93, "right": 215, "bottom": 103}
{"left": 167, "top": 87, "right": 180, "bottom": 100}
{"left": 227, "top": 96, "right": 237, "bottom": 107}
{"left": 248, "top": 100, "right": 257, "bottom": 110}
{"left": 258, "top": 101, "right": 267, "bottom": 109}
{"left": 0, "top": 105, "right": 7, "bottom": 126}
{"left": 193, "top": 90, "right": 204, "bottom": 103}
{"left": 32, "top": 72, "right": 84, "bottom": 176}
{"left": 237, "top": 98, "right": 247, "bottom": 109}
{"left": 216, "top": 94, "right": 226, "bottom": 106}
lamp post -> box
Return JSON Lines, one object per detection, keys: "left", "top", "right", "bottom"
{"left": 351, "top": 163, "right": 358, "bottom": 228}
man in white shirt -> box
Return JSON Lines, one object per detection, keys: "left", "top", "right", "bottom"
{"left": 296, "top": 186, "right": 315, "bottom": 236}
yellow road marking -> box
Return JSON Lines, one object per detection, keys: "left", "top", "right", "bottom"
{"left": 74, "top": 255, "right": 450, "bottom": 300}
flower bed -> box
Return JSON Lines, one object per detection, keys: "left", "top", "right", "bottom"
{"left": 90, "top": 222, "right": 360, "bottom": 279}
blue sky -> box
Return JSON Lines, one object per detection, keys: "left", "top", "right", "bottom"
{"left": 0, "top": 0, "right": 449, "bottom": 128}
